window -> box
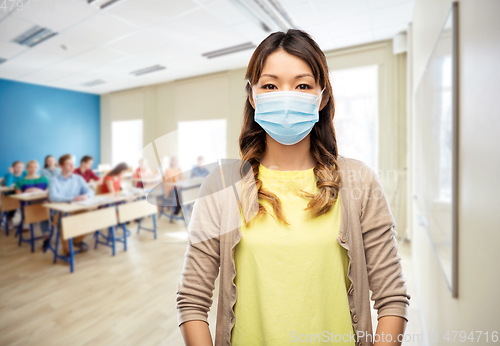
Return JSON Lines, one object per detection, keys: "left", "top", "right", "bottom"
{"left": 329, "top": 65, "right": 379, "bottom": 171}
{"left": 111, "top": 119, "right": 143, "bottom": 168}
{"left": 177, "top": 119, "right": 227, "bottom": 173}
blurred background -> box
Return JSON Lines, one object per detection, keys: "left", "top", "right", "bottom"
{"left": 0, "top": 0, "right": 499, "bottom": 345}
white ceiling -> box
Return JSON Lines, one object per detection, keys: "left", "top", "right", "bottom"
{"left": 0, "top": 0, "right": 414, "bottom": 94}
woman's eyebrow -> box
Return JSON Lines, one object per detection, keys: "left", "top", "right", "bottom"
{"left": 261, "top": 73, "right": 278, "bottom": 79}
{"left": 260, "top": 73, "right": 315, "bottom": 79}
{"left": 295, "top": 73, "right": 314, "bottom": 79}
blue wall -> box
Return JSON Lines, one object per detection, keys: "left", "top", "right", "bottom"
{"left": 0, "top": 79, "right": 100, "bottom": 176}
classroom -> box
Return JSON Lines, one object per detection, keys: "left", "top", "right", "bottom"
{"left": 1, "top": 1, "right": 499, "bottom": 345}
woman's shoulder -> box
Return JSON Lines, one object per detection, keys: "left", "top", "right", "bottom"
{"left": 337, "top": 155, "right": 377, "bottom": 184}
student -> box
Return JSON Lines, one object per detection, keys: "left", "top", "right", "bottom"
{"left": 3, "top": 161, "right": 27, "bottom": 187}
{"left": 41, "top": 155, "right": 61, "bottom": 179}
{"left": 102, "top": 162, "right": 128, "bottom": 193}
{"left": 133, "top": 158, "right": 153, "bottom": 188}
{"left": 190, "top": 156, "right": 210, "bottom": 178}
{"left": 74, "top": 155, "right": 100, "bottom": 183}
{"left": 3, "top": 161, "right": 26, "bottom": 225}
{"left": 163, "top": 156, "right": 183, "bottom": 217}
{"left": 176, "top": 29, "right": 410, "bottom": 346}
{"left": 15, "top": 160, "right": 51, "bottom": 249}
{"left": 49, "top": 154, "right": 94, "bottom": 255}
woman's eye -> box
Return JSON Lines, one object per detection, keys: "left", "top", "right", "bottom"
{"left": 297, "top": 84, "right": 311, "bottom": 90}
{"left": 262, "top": 84, "right": 277, "bottom": 90}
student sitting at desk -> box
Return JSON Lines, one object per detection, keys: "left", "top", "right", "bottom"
{"left": 41, "top": 155, "right": 61, "bottom": 179}
{"left": 190, "top": 156, "right": 210, "bottom": 178}
{"left": 74, "top": 155, "right": 100, "bottom": 183}
{"left": 49, "top": 154, "right": 94, "bottom": 255}
{"left": 133, "top": 158, "right": 153, "bottom": 188}
{"left": 3, "top": 161, "right": 27, "bottom": 225}
{"left": 15, "top": 160, "right": 51, "bottom": 248}
{"left": 102, "top": 163, "right": 128, "bottom": 193}
{"left": 4, "top": 161, "right": 27, "bottom": 187}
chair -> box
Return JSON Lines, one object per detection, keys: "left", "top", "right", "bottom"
{"left": 18, "top": 204, "right": 49, "bottom": 252}
{"left": 61, "top": 207, "right": 118, "bottom": 273}
{"left": 118, "top": 199, "right": 157, "bottom": 240}
{"left": 95, "top": 183, "right": 104, "bottom": 195}
{"left": 0, "top": 195, "right": 20, "bottom": 236}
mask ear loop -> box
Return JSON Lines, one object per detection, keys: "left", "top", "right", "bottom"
{"left": 316, "top": 88, "right": 326, "bottom": 108}
{"left": 247, "top": 79, "right": 257, "bottom": 105}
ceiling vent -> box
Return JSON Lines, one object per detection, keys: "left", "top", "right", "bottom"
{"left": 130, "top": 65, "right": 166, "bottom": 76}
{"left": 229, "top": 0, "right": 295, "bottom": 32}
{"left": 87, "top": 0, "right": 123, "bottom": 9}
{"left": 202, "top": 42, "right": 256, "bottom": 59}
{"left": 12, "top": 25, "right": 58, "bottom": 48}
{"left": 82, "top": 79, "right": 106, "bottom": 87}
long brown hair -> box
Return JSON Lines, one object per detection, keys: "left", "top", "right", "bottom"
{"left": 239, "top": 29, "right": 341, "bottom": 226}
{"left": 44, "top": 155, "right": 54, "bottom": 169}
{"left": 105, "top": 162, "right": 128, "bottom": 178}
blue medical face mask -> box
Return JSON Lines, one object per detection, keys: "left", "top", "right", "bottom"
{"left": 251, "top": 82, "right": 325, "bottom": 145}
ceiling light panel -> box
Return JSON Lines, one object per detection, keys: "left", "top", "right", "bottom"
{"left": 202, "top": 42, "right": 256, "bottom": 59}
{"left": 12, "top": 25, "right": 58, "bottom": 48}
{"left": 82, "top": 79, "right": 106, "bottom": 87}
{"left": 130, "top": 65, "right": 166, "bottom": 76}
{"left": 86, "top": 0, "right": 123, "bottom": 10}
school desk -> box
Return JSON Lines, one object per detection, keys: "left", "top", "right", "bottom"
{"left": 10, "top": 191, "right": 49, "bottom": 252}
{"left": 162, "top": 177, "right": 203, "bottom": 224}
{"left": 43, "top": 189, "right": 150, "bottom": 273}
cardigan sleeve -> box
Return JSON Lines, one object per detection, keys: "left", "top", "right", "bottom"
{"left": 176, "top": 168, "right": 222, "bottom": 327}
{"left": 359, "top": 162, "right": 411, "bottom": 322}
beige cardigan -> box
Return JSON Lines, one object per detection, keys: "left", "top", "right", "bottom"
{"left": 176, "top": 156, "right": 411, "bottom": 346}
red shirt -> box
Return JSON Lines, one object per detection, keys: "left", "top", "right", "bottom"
{"left": 102, "top": 175, "right": 121, "bottom": 193}
{"left": 74, "top": 168, "right": 100, "bottom": 183}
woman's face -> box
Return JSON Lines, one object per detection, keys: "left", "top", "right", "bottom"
{"left": 252, "top": 49, "right": 323, "bottom": 104}
{"left": 46, "top": 156, "right": 56, "bottom": 168}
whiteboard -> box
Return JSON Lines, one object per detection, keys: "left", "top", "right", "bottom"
{"left": 414, "top": 2, "right": 459, "bottom": 298}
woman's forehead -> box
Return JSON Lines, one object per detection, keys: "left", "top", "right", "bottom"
{"left": 260, "top": 50, "right": 314, "bottom": 77}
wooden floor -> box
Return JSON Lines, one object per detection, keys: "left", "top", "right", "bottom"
{"left": 0, "top": 216, "right": 193, "bottom": 346}
{"left": 0, "top": 217, "right": 422, "bottom": 346}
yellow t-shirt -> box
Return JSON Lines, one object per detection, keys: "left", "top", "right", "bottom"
{"left": 231, "top": 163, "right": 355, "bottom": 345}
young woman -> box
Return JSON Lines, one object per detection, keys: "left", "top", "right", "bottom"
{"left": 15, "top": 160, "right": 50, "bottom": 248}
{"left": 40, "top": 155, "right": 61, "bottom": 179}
{"left": 176, "top": 29, "right": 410, "bottom": 346}
{"left": 102, "top": 162, "right": 128, "bottom": 194}
{"left": 133, "top": 158, "right": 153, "bottom": 188}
